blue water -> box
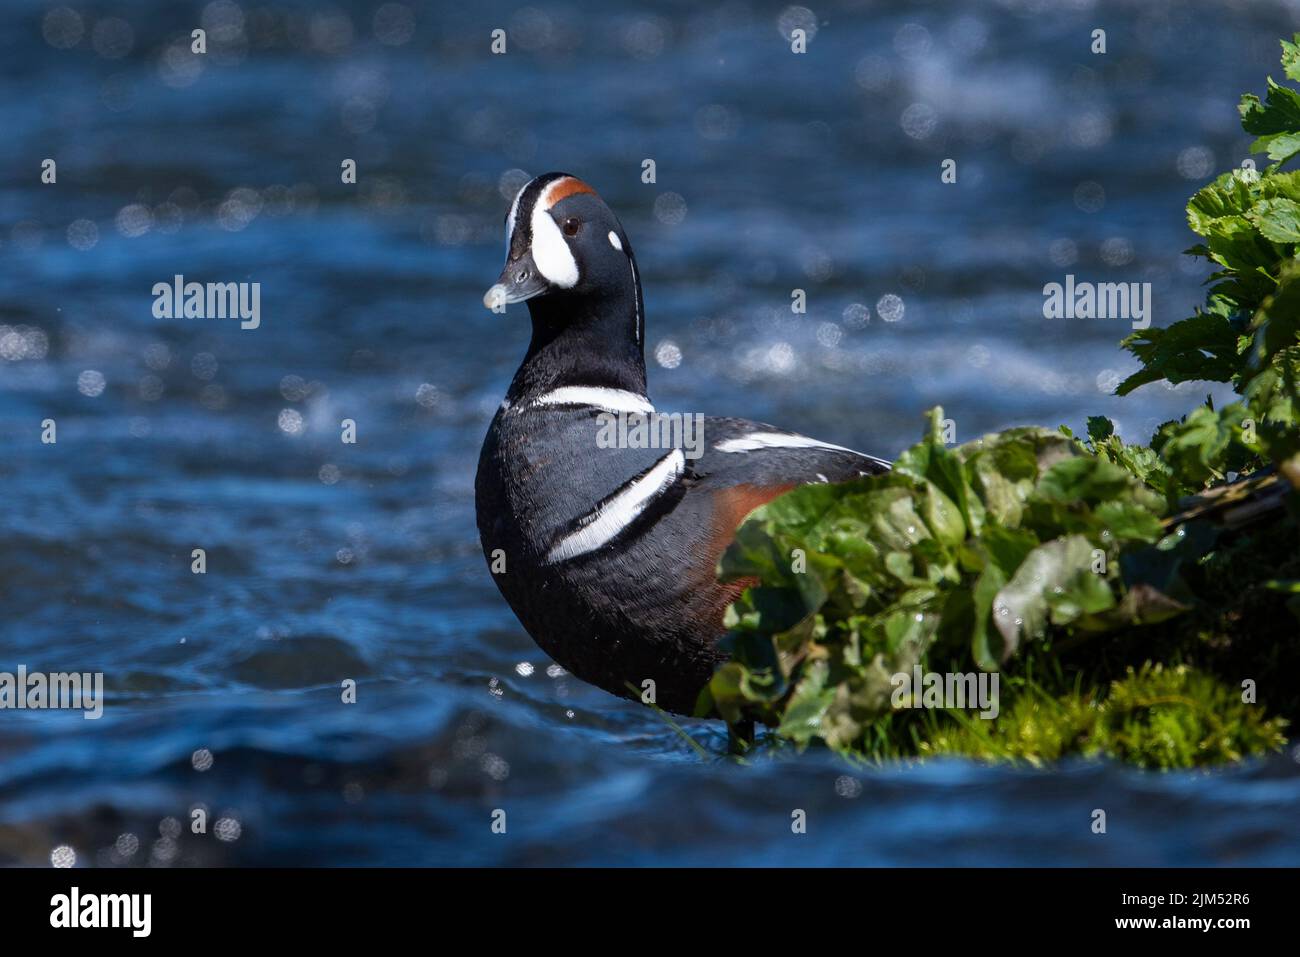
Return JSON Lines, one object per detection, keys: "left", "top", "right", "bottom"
{"left": 2, "top": 0, "right": 1299, "bottom": 866}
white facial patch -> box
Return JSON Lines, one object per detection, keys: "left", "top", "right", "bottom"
{"left": 530, "top": 201, "right": 579, "bottom": 288}
{"left": 608, "top": 231, "right": 622, "bottom": 251}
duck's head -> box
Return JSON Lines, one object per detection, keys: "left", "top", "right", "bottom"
{"left": 483, "top": 172, "right": 634, "bottom": 311}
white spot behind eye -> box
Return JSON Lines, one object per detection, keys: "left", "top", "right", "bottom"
{"left": 608, "top": 230, "right": 623, "bottom": 251}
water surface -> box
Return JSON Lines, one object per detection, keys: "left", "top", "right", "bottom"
{"left": 2, "top": 0, "right": 1298, "bottom": 866}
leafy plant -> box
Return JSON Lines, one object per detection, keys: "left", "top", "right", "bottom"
{"left": 700, "top": 36, "right": 1300, "bottom": 767}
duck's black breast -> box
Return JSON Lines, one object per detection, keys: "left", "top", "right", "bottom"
{"left": 475, "top": 396, "right": 889, "bottom": 715}
{"left": 475, "top": 398, "right": 725, "bottom": 713}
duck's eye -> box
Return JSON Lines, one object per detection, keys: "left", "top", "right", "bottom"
{"left": 562, "top": 217, "right": 581, "bottom": 237}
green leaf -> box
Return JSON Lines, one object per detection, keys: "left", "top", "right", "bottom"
{"left": 970, "top": 561, "right": 1009, "bottom": 671}
{"left": 777, "top": 660, "right": 834, "bottom": 742}
{"left": 1082, "top": 583, "right": 1188, "bottom": 630}
{"left": 1034, "top": 456, "right": 1133, "bottom": 506}
{"left": 1282, "top": 34, "right": 1300, "bottom": 84}
{"left": 921, "top": 481, "right": 966, "bottom": 547}
{"left": 1256, "top": 130, "right": 1300, "bottom": 165}
{"left": 1093, "top": 500, "right": 1166, "bottom": 543}
{"left": 1086, "top": 416, "right": 1114, "bottom": 443}
{"left": 979, "top": 524, "right": 1039, "bottom": 576}
{"left": 1244, "top": 260, "right": 1300, "bottom": 382}
{"left": 1241, "top": 79, "right": 1300, "bottom": 136}
{"left": 1248, "top": 196, "right": 1300, "bottom": 242}
{"left": 992, "top": 535, "right": 1113, "bottom": 656}
{"left": 1117, "top": 313, "right": 1242, "bottom": 394}
{"left": 1152, "top": 403, "right": 1254, "bottom": 488}
{"left": 1187, "top": 172, "right": 1255, "bottom": 234}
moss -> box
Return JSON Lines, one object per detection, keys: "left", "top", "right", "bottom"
{"left": 911, "top": 664, "right": 1287, "bottom": 769}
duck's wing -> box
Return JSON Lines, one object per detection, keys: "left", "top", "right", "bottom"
{"left": 496, "top": 409, "right": 888, "bottom": 572}
{"left": 661, "top": 416, "right": 891, "bottom": 585}
{"left": 688, "top": 415, "right": 890, "bottom": 491}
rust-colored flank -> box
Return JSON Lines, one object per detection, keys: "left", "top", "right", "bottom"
{"left": 700, "top": 482, "right": 797, "bottom": 632}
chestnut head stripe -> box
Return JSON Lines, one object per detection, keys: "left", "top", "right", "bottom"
{"left": 505, "top": 172, "right": 569, "bottom": 260}
{"left": 540, "top": 176, "right": 596, "bottom": 209}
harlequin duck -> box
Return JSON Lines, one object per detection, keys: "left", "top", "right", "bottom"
{"left": 475, "top": 172, "right": 890, "bottom": 716}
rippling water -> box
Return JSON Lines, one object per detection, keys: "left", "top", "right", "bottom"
{"left": 3, "top": 0, "right": 1299, "bottom": 866}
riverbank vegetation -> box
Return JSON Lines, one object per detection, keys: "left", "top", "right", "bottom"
{"left": 700, "top": 36, "right": 1300, "bottom": 768}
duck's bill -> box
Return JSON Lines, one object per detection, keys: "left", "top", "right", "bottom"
{"left": 483, "top": 254, "right": 549, "bottom": 310}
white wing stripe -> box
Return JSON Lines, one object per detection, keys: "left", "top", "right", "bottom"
{"left": 532, "top": 387, "right": 655, "bottom": 415}
{"left": 545, "top": 450, "right": 685, "bottom": 563}
{"left": 714, "top": 431, "right": 855, "bottom": 453}
{"left": 714, "top": 431, "right": 891, "bottom": 468}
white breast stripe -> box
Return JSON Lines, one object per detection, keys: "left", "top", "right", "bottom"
{"left": 714, "top": 431, "right": 891, "bottom": 468}
{"left": 532, "top": 387, "right": 654, "bottom": 415}
{"left": 545, "top": 449, "right": 686, "bottom": 563}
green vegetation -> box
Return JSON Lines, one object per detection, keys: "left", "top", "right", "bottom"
{"left": 698, "top": 37, "right": 1300, "bottom": 768}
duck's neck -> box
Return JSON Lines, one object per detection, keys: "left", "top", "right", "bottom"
{"left": 505, "top": 274, "right": 647, "bottom": 403}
